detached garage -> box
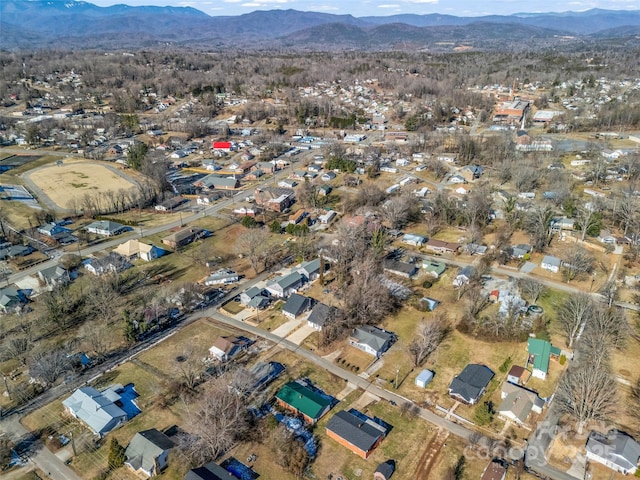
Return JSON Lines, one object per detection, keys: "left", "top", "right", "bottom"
{"left": 415, "top": 369, "right": 434, "bottom": 388}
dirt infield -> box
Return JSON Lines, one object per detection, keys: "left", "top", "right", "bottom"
{"left": 25, "top": 158, "right": 138, "bottom": 210}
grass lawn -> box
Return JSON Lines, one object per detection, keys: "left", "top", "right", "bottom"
{"left": 91, "top": 362, "right": 163, "bottom": 411}
{"left": 334, "top": 345, "right": 375, "bottom": 373}
{"left": 255, "top": 310, "right": 288, "bottom": 333}
{"left": 261, "top": 348, "right": 346, "bottom": 398}
{"left": 22, "top": 399, "right": 68, "bottom": 433}
{"left": 137, "top": 318, "right": 231, "bottom": 375}
{"left": 308, "top": 393, "right": 437, "bottom": 480}
{"left": 222, "top": 300, "right": 245, "bottom": 315}
{"left": 70, "top": 404, "right": 183, "bottom": 480}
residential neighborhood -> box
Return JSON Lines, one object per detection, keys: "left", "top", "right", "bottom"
{"left": 3, "top": 5, "right": 640, "bottom": 480}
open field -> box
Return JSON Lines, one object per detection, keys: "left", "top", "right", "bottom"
{"left": 26, "top": 159, "right": 139, "bottom": 210}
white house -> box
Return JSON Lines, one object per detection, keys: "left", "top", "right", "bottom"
{"left": 586, "top": 430, "right": 640, "bottom": 476}
{"left": 541, "top": 255, "right": 561, "bottom": 273}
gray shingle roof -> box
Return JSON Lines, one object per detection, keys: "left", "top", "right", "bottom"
{"left": 125, "top": 429, "right": 173, "bottom": 473}
{"left": 326, "top": 410, "right": 388, "bottom": 453}
{"left": 586, "top": 430, "right": 640, "bottom": 473}
{"left": 449, "top": 364, "right": 494, "bottom": 404}
{"left": 350, "top": 326, "right": 394, "bottom": 354}
{"left": 282, "top": 293, "right": 310, "bottom": 317}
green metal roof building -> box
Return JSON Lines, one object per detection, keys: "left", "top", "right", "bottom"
{"left": 275, "top": 381, "right": 333, "bottom": 424}
{"left": 528, "top": 338, "right": 560, "bottom": 380}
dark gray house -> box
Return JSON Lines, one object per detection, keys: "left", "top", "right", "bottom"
{"left": 282, "top": 293, "right": 312, "bottom": 319}
{"left": 448, "top": 364, "right": 494, "bottom": 405}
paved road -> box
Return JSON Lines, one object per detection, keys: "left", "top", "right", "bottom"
{"left": 203, "top": 310, "right": 482, "bottom": 443}
{"left": 411, "top": 250, "right": 640, "bottom": 312}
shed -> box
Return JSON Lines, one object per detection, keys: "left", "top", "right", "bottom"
{"left": 415, "top": 369, "right": 434, "bottom": 388}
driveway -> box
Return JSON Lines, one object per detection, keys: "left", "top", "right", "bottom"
{"left": 285, "top": 323, "right": 316, "bottom": 345}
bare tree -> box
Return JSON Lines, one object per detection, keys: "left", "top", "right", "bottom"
{"left": 0, "top": 336, "right": 31, "bottom": 366}
{"left": 525, "top": 206, "right": 555, "bottom": 252}
{"left": 234, "top": 227, "right": 269, "bottom": 274}
{"left": 176, "top": 372, "right": 251, "bottom": 466}
{"left": 29, "top": 349, "right": 71, "bottom": 386}
{"left": 79, "top": 321, "right": 111, "bottom": 361}
{"left": 173, "top": 345, "right": 205, "bottom": 391}
{"left": 407, "top": 315, "right": 448, "bottom": 367}
{"left": 381, "top": 193, "right": 417, "bottom": 229}
{"left": 583, "top": 307, "right": 629, "bottom": 354}
{"left": 555, "top": 364, "right": 616, "bottom": 434}
{"left": 268, "top": 425, "right": 310, "bottom": 477}
{"left": 518, "top": 278, "right": 546, "bottom": 304}
{"left": 557, "top": 293, "right": 594, "bottom": 349}
{"left": 561, "top": 246, "right": 595, "bottom": 282}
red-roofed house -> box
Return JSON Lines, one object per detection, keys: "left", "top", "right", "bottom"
{"left": 212, "top": 141, "right": 232, "bottom": 152}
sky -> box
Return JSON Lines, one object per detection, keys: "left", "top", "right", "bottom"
{"left": 88, "top": 0, "right": 640, "bottom": 18}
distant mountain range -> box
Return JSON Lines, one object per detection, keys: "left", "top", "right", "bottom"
{"left": 3, "top": 1, "right": 640, "bottom": 50}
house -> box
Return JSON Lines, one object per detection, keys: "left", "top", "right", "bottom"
{"left": 506, "top": 365, "right": 531, "bottom": 386}
{"left": 402, "top": 233, "right": 427, "bottom": 247}
{"left": 298, "top": 257, "right": 324, "bottom": 281}
{"left": 425, "top": 238, "right": 459, "bottom": 254}
{"left": 155, "top": 196, "right": 186, "bottom": 212}
{"left": 448, "top": 364, "right": 494, "bottom": 405}
{"left": 326, "top": 409, "right": 390, "bottom": 459}
{"left": 383, "top": 259, "right": 418, "bottom": 278}
{"left": 550, "top": 217, "right": 575, "bottom": 233}
{"left": 114, "top": 240, "right": 163, "bottom": 262}
{"left": 124, "top": 429, "right": 174, "bottom": 477}
{"left": 455, "top": 186, "right": 471, "bottom": 195}
{"left": 37, "top": 222, "right": 71, "bottom": 238}
{"left": 185, "top": 462, "right": 234, "bottom": 480}
{"left": 0, "top": 287, "right": 29, "bottom": 314}
{"left": 85, "top": 220, "right": 127, "bottom": 236}
{"left": 321, "top": 171, "right": 337, "bottom": 182}
{"left": 37, "top": 265, "right": 68, "bottom": 287}
{"left": 509, "top": 244, "right": 532, "bottom": 259}
{"left": 307, "top": 302, "right": 339, "bottom": 331}
{"left": 586, "top": 430, "right": 640, "bottom": 475}
{"left": 453, "top": 266, "right": 476, "bottom": 287}
{"left": 195, "top": 174, "right": 239, "bottom": 190}
{"left": 317, "top": 210, "right": 336, "bottom": 224}
{"left": 212, "top": 141, "right": 233, "bottom": 151}
{"left": 349, "top": 326, "right": 395, "bottom": 358}
{"left": 418, "top": 297, "right": 440, "bottom": 311}
{"left": 254, "top": 187, "right": 295, "bottom": 212}
{"left": 240, "top": 286, "right": 269, "bottom": 307}
{"left": 461, "top": 164, "right": 483, "bottom": 180}
{"left": 196, "top": 193, "right": 221, "bottom": 205}
{"left": 318, "top": 184, "right": 332, "bottom": 197}
{"left": 278, "top": 178, "right": 298, "bottom": 188}
{"left": 374, "top": 460, "right": 396, "bottom": 480}
{"left": 541, "top": 255, "right": 561, "bottom": 273}
{"left": 282, "top": 293, "right": 312, "bottom": 319}
{"left": 266, "top": 271, "right": 305, "bottom": 298}
{"left": 415, "top": 369, "right": 434, "bottom": 388}
{"left": 62, "top": 386, "right": 128, "bottom": 436}
{"left": 466, "top": 244, "right": 488, "bottom": 256}
{"left": 480, "top": 460, "right": 507, "bottom": 480}
{"left": 204, "top": 269, "right": 239, "bottom": 286}
{"left": 85, "top": 253, "right": 132, "bottom": 276}
{"left": 449, "top": 174, "right": 466, "bottom": 184}
{"left": 527, "top": 338, "right": 561, "bottom": 379}
{"left": 423, "top": 260, "right": 446, "bottom": 278}
{"left": 275, "top": 380, "right": 333, "bottom": 424}
{"left": 209, "top": 335, "right": 252, "bottom": 362}
{"left": 162, "top": 227, "right": 206, "bottom": 250}
{"left": 497, "top": 382, "right": 544, "bottom": 425}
